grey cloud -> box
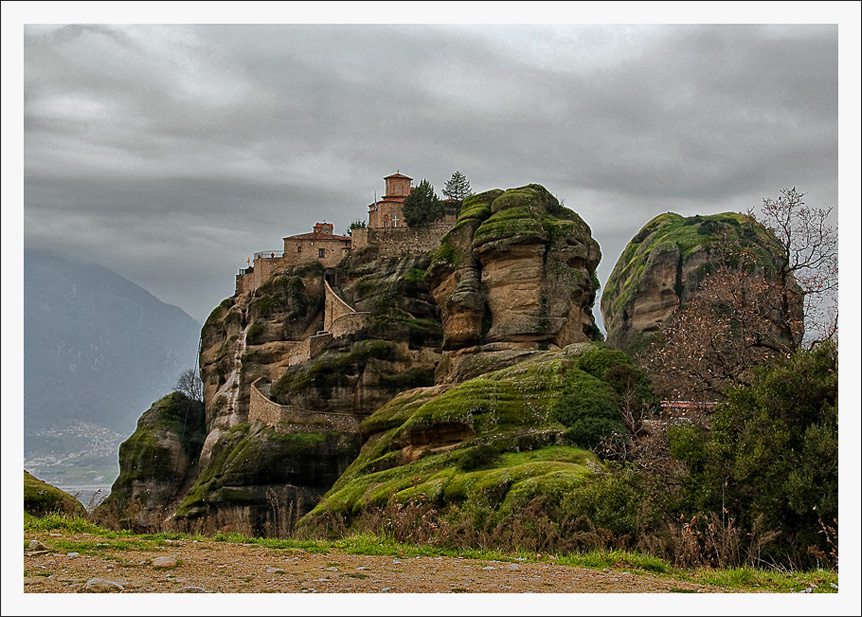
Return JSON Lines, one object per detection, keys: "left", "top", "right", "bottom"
{"left": 22, "top": 24, "right": 839, "bottom": 324}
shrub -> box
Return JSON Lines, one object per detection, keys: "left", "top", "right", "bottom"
{"left": 552, "top": 368, "right": 624, "bottom": 448}
{"left": 457, "top": 445, "right": 500, "bottom": 471}
{"left": 402, "top": 179, "right": 445, "bottom": 227}
{"left": 668, "top": 341, "right": 838, "bottom": 567}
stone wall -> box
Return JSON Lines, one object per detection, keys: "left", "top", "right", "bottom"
{"left": 236, "top": 272, "right": 254, "bottom": 296}
{"left": 324, "top": 280, "right": 358, "bottom": 331}
{"left": 282, "top": 238, "right": 351, "bottom": 269}
{"left": 350, "top": 227, "right": 370, "bottom": 249}
{"left": 237, "top": 217, "right": 454, "bottom": 297}
{"left": 351, "top": 218, "right": 454, "bottom": 257}
{"left": 249, "top": 379, "right": 361, "bottom": 433}
{"left": 253, "top": 255, "right": 291, "bottom": 290}
{"left": 330, "top": 313, "right": 368, "bottom": 339}
{"left": 308, "top": 333, "right": 333, "bottom": 359}
{"left": 323, "top": 280, "right": 368, "bottom": 339}
{"left": 281, "top": 332, "right": 336, "bottom": 366}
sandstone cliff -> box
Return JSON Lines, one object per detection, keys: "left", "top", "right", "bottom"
{"left": 268, "top": 253, "right": 442, "bottom": 415}
{"left": 102, "top": 245, "right": 447, "bottom": 533}
{"left": 103, "top": 182, "right": 615, "bottom": 536}
{"left": 600, "top": 212, "right": 790, "bottom": 355}
{"left": 199, "top": 261, "right": 326, "bottom": 434}
{"left": 426, "top": 185, "right": 602, "bottom": 383}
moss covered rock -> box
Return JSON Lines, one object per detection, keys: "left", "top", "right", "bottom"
{"left": 426, "top": 185, "right": 602, "bottom": 383}
{"left": 95, "top": 392, "right": 206, "bottom": 530}
{"left": 301, "top": 343, "right": 645, "bottom": 527}
{"left": 120, "top": 187, "right": 610, "bottom": 536}
{"left": 264, "top": 252, "right": 443, "bottom": 415}
{"left": 600, "top": 212, "right": 789, "bottom": 354}
{"left": 125, "top": 245, "right": 444, "bottom": 534}
{"left": 24, "top": 471, "right": 87, "bottom": 518}
{"left": 173, "top": 421, "right": 360, "bottom": 535}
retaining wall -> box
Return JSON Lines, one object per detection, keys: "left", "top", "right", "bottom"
{"left": 249, "top": 378, "right": 362, "bottom": 433}
{"left": 323, "top": 280, "right": 368, "bottom": 339}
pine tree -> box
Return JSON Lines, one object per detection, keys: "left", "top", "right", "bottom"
{"left": 442, "top": 171, "right": 472, "bottom": 204}
{"left": 402, "top": 179, "right": 444, "bottom": 227}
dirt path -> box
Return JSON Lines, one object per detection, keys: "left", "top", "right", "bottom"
{"left": 23, "top": 532, "right": 719, "bottom": 594}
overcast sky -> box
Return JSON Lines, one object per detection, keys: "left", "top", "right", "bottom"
{"left": 6, "top": 7, "right": 857, "bottom": 330}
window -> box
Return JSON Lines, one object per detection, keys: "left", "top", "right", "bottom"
{"left": 318, "top": 248, "right": 325, "bottom": 258}
{"left": 297, "top": 245, "right": 302, "bottom": 253}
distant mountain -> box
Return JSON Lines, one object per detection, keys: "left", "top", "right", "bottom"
{"left": 24, "top": 250, "right": 202, "bottom": 488}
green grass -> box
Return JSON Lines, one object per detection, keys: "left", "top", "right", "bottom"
{"left": 679, "top": 566, "right": 838, "bottom": 593}
{"left": 25, "top": 513, "right": 110, "bottom": 534}
{"left": 556, "top": 549, "right": 669, "bottom": 574}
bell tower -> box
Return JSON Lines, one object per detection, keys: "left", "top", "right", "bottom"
{"left": 384, "top": 172, "right": 412, "bottom": 199}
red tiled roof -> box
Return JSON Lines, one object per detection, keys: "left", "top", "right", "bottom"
{"left": 384, "top": 172, "right": 412, "bottom": 180}
{"left": 283, "top": 231, "right": 351, "bottom": 241}
{"left": 368, "top": 197, "right": 406, "bottom": 208}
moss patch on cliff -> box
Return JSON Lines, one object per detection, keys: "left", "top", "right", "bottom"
{"left": 270, "top": 339, "right": 397, "bottom": 402}
{"left": 176, "top": 423, "right": 360, "bottom": 519}
{"left": 469, "top": 186, "right": 575, "bottom": 253}
{"left": 204, "top": 297, "right": 234, "bottom": 330}
{"left": 109, "top": 393, "right": 206, "bottom": 493}
{"left": 429, "top": 240, "right": 460, "bottom": 268}
{"left": 302, "top": 345, "right": 640, "bottom": 525}
{"left": 345, "top": 254, "right": 443, "bottom": 349}
{"left": 24, "top": 471, "right": 87, "bottom": 518}
{"left": 249, "top": 274, "right": 321, "bottom": 337}
{"left": 312, "top": 441, "right": 597, "bottom": 523}
{"left": 452, "top": 189, "right": 501, "bottom": 229}
{"left": 95, "top": 393, "right": 206, "bottom": 523}
{"left": 429, "top": 190, "right": 501, "bottom": 272}
{"left": 473, "top": 205, "right": 549, "bottom": 250}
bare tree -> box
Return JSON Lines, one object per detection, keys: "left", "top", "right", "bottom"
{"left": 643, "top": 188, "right": 836, "bottom": 402}
{"left": 644, "top": 260, "right": 801, "bottom": 401}
{"left": 175, "top": 368, "right": 203, "bottom": 402}
{"left": 750, "top": 187, "right": 838, "bottom": 345}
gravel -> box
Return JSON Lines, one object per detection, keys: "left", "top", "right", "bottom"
{"left": 23, "top": 532, "right": 718, "bottom": 594}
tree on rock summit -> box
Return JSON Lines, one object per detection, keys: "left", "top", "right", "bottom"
{"left": 403, "top": 178, "right": 445, "bottom": 227}
{"left": 443, "top": 171, "right": 473, "bottom": 205}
